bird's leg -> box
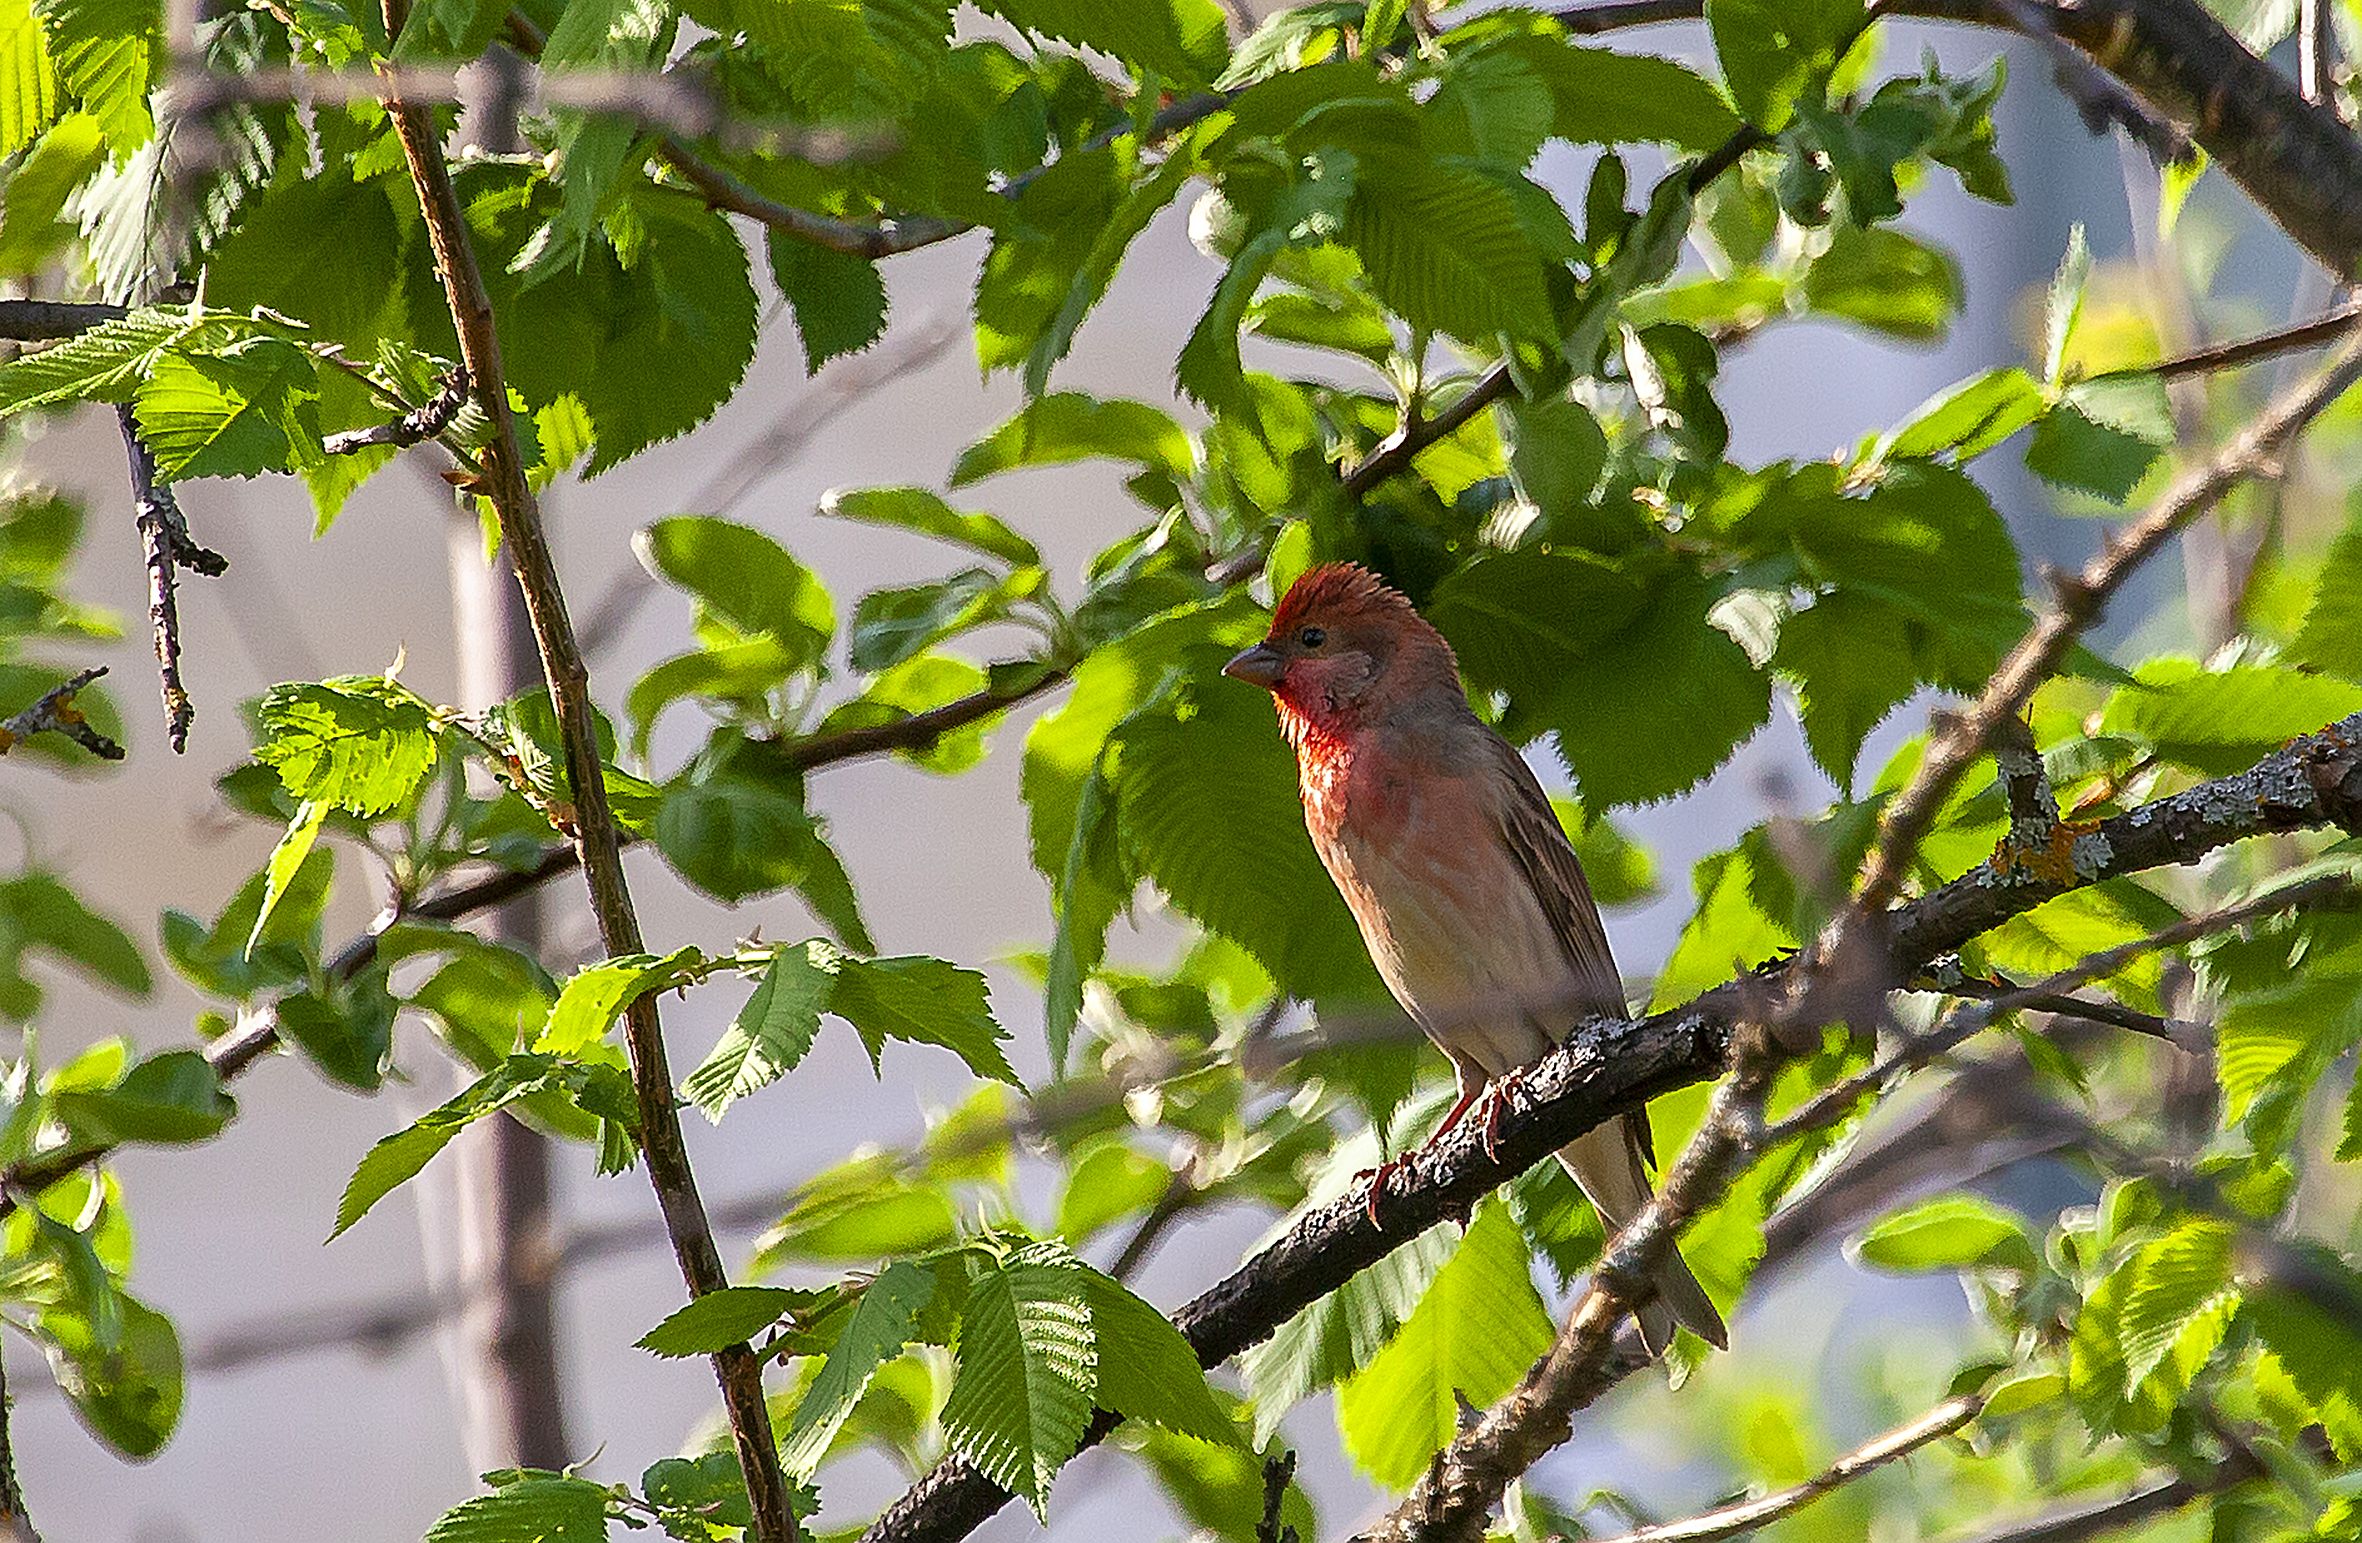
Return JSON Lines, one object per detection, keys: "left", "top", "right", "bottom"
{"left": 1475, "top": 1063, "right": 1538, "bottom": 1161}
{"left": 1351, "top": 1154, "right": 1412, "bottom": 1228}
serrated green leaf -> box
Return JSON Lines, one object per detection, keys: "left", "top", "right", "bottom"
{"left": 1241, "top": 1220, "right": 1458, "bottom": 1445}
{"left": 1081, "top": 1268, "right": 1238, "bottom": 1449}
{"left": 683, "top": 944, "right": 833, "bottom": 1119}
{"left": 252, "top": 677, "right": 439, "bottom": 816}
{"left": 423, "top": 1477, "right": 608, "bottom": 1543}
{"left": 971, "top": 0, "right": 1227, "bottom": 87}
{"left": 941, "top": 1247, "right": 1098, "bottom": 1516}
{"left": 770, "top": 234, "right": 889, "bottom": 373}
{"left": 2117, "top": 1220, "right": 2235, "bottom": 1394}
{"left": 635, "top": 1284, "right": 803, "bottom": 1357}
{"left": 1335, "top": 1197, "right": 1553, "bottom": 1488}
{"left": 1707, "top": 0, "right": 1866, "bottom": 128}
{"left": 2294, "top": 508, "right": 2362, "bottom": 682}
{"left": 2101, "top": 660, "right": 2362, "bottom": 778}
{"left": 1343, "top": 158, "right": 1555, "bottom": 346}
{"left": 1875, "top": 366, "right": 2044, "bottom": 464}
{"left": 782, "top": 1261, "right": 935, "bottom": 1478}
{"left": 246, "top": 798, "right": 326, "bottom": 958}
{"left": 537, "top": 947, "right": 703, "bottom": 1055}
{"left": 832, "top": 953, "right": 1017, "bottom": 1084}
{"left": 850, "top": 566, "right": 1038, "bottom": 674}
{"left": 653, "top": 773, "right": 818, "bottom": 905}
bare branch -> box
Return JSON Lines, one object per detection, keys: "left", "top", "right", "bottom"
{"left": 1588, "top": 1394, "right": 1983, "bottom": 1543}
{"left": 371, "top": 4, "right": 798, "bottom": 1533}
{"left": 0, "top": 668, "right": 124, "bottom": 762}
{"left": 0, "top": 299, "right": 126, "bottom": 341}
{"left": 120, "top": 406, "right": 227, "bottom": 754}
{"left": 1953, "top": 1456, "right": 2258, "bottom": 1543}
{"left": 1255, "top": 1451, "right": 1299, "bottom": 1543}
{"left": 1927, "top": 966, "right": 2209, "bottom": 1051}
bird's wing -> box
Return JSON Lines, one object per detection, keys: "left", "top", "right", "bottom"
{"left": 1482, "top": 734, "right": 1658, "bottom": 1167}
{"left": 1481, "top": 733, "right": 1624, "bottom": 1008}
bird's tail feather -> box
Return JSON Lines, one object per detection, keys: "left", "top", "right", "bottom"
{"left": 1555, "top": 1118, "right": 1729, "bottom": 1355}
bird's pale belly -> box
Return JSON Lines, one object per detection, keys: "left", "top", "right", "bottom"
{"left": 1323, "top": 818, "right": 1573, "bottom": 1078}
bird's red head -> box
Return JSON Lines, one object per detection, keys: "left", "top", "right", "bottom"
{"left": 1222, "top": 564, "right": 1459, "bottom": 743}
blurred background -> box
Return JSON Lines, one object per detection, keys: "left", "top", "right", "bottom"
{"left": 0, "top": 7, "right": 2312, "bottom": 1538}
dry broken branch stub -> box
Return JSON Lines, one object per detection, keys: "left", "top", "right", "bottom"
{"left": 0, "top": 667, "right": 123, "bottom": 762}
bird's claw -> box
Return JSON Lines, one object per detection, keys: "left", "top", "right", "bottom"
{"left": 1475, "top": 1066, "right": 1535, "bottom": 1161}
{"left": 1352, "top": 1155, "right": 1413, "bottom": 1228}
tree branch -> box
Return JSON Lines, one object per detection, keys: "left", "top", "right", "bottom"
{"left": 1952, "top": 1455, "right": 2259, "bottom": 1543}
{"left": 120, "top": 406, "right": 228, "bottom": 754}
{"left": 1588, "top": 1393, "right": 1982, "bottom": 1543}
{"left": 0, "top": 299, "right": 126, "bottom": 341}
{"left": 856, "top": 705, "right": 2362, "bottom": 1543}
{"left": 0, "top": 667, "right": 123, "bottom": 761}
{"left": 370, "top": 15, "right": 799, "bottom": 1538}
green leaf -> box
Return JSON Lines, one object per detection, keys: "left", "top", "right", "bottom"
{"left": 1081, "top": 1268, "right": 1239, "bottom": 1449}
{"left": 1111, "top": 678, "right": 1385, "bottom": 1005}
{"left": 1054, "top": 1143, "right": 1171, "bottom": 1245}
{"left": 538, "top": 947, "right": 703, "bottom": 1055}
{"left": 1335, "top": 1198, "right": 1553, "bottom": 1488}
{"left": 1342, "top": 158, "right": 1555, "bottom": 346}
{"left": 2042, "top": 223, "right": 2090, "bottom": 388}
{"left": 1707, "top": 0, "right": 1867, "bottom": 128}
{"left": 33, "top": 0, "right": 157, "bottom": 151}
{"left": 423, "top": 1477, "right": 608, "bottom": 1543}
{"left": 0, "top": 871, "right": 150, "bottom": 1000}
{"left": 2024, "top": 392, "right": 2167, "bottom": 503}
{"left": 0, "top": 306, "right": 216, "bottom": 416}
{"left": 1547, "top": 571, "right": 1772, "bottom": 809}
{"left": 246, "top": 798, "right": 327, "bottom": 957}
{"left": 653, "top": 772, "right": 816, "bottom": 905}
{"left": 970, "top": 0, "right": 1227, "bottom": 88}
{"left": 1511, "top": 39, "right": 1744, "bottom": 153}
{"left": 2293, "top": 507, "right": 2362, "bottom": 681}
{"left": 782, "top": 1261, "right": 935, "bottom": 1478}
{"left": 683, "top": 944, "right": 833, "bottom": 1119}
{"left": 0, "top": 0, "right": 56, "bottom": 158}
{"left": 950, "top": 393, "right": 1194, "bottom": 488}
{"left": 940, "top": 1246, "right": 1099, "bottom": 1516}
{"left": 41, "top": 1290, "right": 180, "bottom": 1459}
{"left": 813, "top": 652, "right": 997, "bottom": 775}
{"left": 131, "top": 337, "right": 324, "bottom": 480}
{"left": 2116, "top": 1219, "right": 2235, "bottom": 1394}
{"left": 822, "top": 485, "right": 1040, "bottom": 567}
{"left": 769, "top": 234, "right": 889, "bottom": 373}
{"left": 1799, "top": 225, "right": 1963, "bottom": 341}
{"left": 849, "top": 566, "right": 1038, "bottom": 674}
{"left": 832, "top": 953, "right": 1018, "bottom": 1085}
{"left": 2101, "top": 660, "right": 2362, "bottom": 778}
{"left": 1241, "top": 1219, "right": 1458, "bottom": 1445}
{"left": 252, "top": 676, "right": 439, "bottom": 816}
{"left": 332, "top": 1056, "right": 600, "bottom": 1237}
{"left": 51, "top": 1049, "right": 232, "bottom": 1145}
{"left": 1851, "top": 1194, "right": 2038, "bottom": 1274}
{"left": 1875, "top": 366, "right": 2044, "bottom": 464}
{"left": 634, "top": 515, "right": 834, "bottom": 659}
{"left": 635, "top": 1284, "right": 803, "bottom": 1357}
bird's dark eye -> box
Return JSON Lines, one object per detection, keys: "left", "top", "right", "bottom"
{"left": 1298, "top": 626, "right": 1327, "bottom": 649}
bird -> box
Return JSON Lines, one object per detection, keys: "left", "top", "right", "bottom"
{"left": 1222, "top": 561, "right": 1728, "bottom": 1355}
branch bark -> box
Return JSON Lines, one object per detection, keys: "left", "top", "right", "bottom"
{"left": 0, "top": 667, "right": 123, "bottom": 761}
{"left": 1588, "top": 1394, "right": 1983, "bottom": 1543}
{"left": 119, "top": 407, "right": 227, "bottom": 754}
{"left": 855, "top": 705, "right": 2362, "bottom": 1543}
{"left": 370, "top": 23, "right": 799, "bottom": 1539}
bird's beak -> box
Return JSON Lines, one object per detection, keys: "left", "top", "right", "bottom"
{"left": 1222, "top": 643, "right": 1287, "bottom": 689}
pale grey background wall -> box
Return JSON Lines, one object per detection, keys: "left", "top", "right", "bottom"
{"left": 0, "top": 13, "right": 2288, "bottom": 1538}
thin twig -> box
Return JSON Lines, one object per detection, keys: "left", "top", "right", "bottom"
{"left": 1949, "top": 1456, "right": 2258, "bottom": 1543}
{"left": 1254, "top": 1451, "right": 1298, "bottom": 1543}
{"left": 371, "top": 7, "right": 799, "bottom": 1536}
{"left": 119, "top": 405, "right": 227, "bottom": 754}
{"left": 1929, "top": 969, "right": 2208, "bottom": 1051}
{"left": 1588, "top": 1394, "right": 1983, "bottom": 1543}
{"left": 320, "top": 366, "right": 469, "bottom": 456}
{"left": 0, "top": 668, "right": 123, "bottom": 761}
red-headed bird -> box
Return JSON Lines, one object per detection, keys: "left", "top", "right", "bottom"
{"left": 1223, "top": 562, "right": 1727, "bottom": 1355}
